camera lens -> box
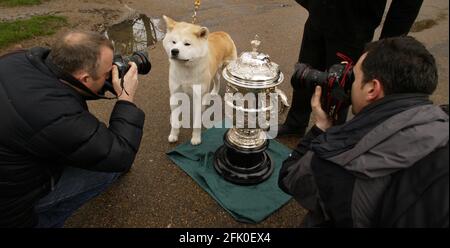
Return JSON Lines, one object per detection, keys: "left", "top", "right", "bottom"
{"left": 103, "top": 51, "right": 151, "bottom": 96}
{"left": 292, "top": 63, "right": 328, "bottom": 91}
{"left": 112, "top": 51, "right": 151, "bottom": 79}
{"left": 129, "top": 51, "right": 151, "bottom": 75}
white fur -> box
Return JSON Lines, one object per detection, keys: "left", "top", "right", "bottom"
{"left": 163, "top": 16, "right": 237, "bottom": 145}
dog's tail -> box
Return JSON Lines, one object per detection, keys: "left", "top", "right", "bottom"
{"left": 225, "top": 36, "right": 238, "bottom": 65}
{"left": 213, "top": 34, "right": 237, "bottom": 95}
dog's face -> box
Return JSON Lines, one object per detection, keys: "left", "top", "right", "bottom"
{"left": 162, "top": 15, "right": 209, "bottom": 63}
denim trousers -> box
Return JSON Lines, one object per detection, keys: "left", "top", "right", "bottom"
{"left": 34, "top": 166, "right": 122, "bottom": 228}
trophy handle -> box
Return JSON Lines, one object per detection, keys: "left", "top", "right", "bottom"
{"left": 275, "top": 88, "right": 290, "bottom": 114}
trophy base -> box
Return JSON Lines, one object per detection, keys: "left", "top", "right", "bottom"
{"left": 214, "top": 135, "right": 274, "bottom": 185}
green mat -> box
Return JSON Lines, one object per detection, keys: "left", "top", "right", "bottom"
{"left": 166, "top": 125, "right": 292, "bottom": 223}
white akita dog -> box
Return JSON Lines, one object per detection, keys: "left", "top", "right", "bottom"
{"left": 162, "top": 16, "right": 237, "bottom": 145}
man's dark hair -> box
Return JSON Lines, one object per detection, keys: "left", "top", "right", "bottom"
{"left": 49, "top": 31, "right": 113, "bottom": 80}
{"left": 362, "top": 36, "right": 438, "bottom": 95}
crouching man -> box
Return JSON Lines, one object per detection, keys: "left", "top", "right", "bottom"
{"left": 279, "top": 36, "right": 448, "bottom": 227}
{"left": 0, "top": 31, "right": 144, "bottom": 227}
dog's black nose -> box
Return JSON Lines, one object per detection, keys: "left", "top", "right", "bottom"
{"left": 171, "top": 49, "right": 179, "bottom": 56}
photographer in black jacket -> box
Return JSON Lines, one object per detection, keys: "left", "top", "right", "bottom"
{"left": 0, "top": 31, "right": 145, "bottom": 227}
{"left": 279, "top": 0, "right": 423, "bottom": 136}
{"left": 279, "top": 36, "right": 449, "bottom": 227}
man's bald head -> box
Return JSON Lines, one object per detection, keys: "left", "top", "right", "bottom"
{"left": 63, "top": 31, "right": 90, "bottom": 45}
{"left": 49, "top": 31, "right": 113, "bottom": 79}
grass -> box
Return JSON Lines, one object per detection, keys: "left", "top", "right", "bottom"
{"left": 0, "top": 0, "right": 41, "bottom": 7}
{"left": 0, "top": 15, "right": 67, "bottom": 49}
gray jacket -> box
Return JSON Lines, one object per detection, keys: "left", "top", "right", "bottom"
{"left": 280, "top": 104, "right": 448, "bottom": 227}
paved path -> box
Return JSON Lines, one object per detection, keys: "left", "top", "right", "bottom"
{"left": 57, "top": 0, "right": 448, "bottom": 227}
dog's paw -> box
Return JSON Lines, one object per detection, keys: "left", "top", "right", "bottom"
{"left": 168, "top": 134, "right": 178, "bottom": 143}
{"left": 190, "top": 136, "right": 202, "bottom": 146}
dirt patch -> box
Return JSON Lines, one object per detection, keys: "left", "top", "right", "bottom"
{"left": 0, "top": 0, "right": 137, "bottom": 54}
{"left": 411, "top": 12, "right": 448, "bottom": 33}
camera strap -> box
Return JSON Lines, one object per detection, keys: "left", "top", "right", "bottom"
{"left": 336, "top": 52, "right": 354, "bottom": 88}
{"left": 326, "top": 53, "right": 354, "bottom": 122}
{"left": 44, "top": 57, "right": 116, "bottom": 100}
{"left": 335, "top": 53, "right": 354, "bottom": 115}
{"left": 119, "top": 77, "right": 130, "bottom": 96}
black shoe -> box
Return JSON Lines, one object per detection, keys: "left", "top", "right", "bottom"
{"left": 276, "top": 124, "right": 306, "bottom": 137}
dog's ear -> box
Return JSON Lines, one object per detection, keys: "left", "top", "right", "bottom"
{"left": 163, "top": 15, "right": 176, "bottom": 31}
{"left": 196, "top": 27, "right": 209, "bottom": 39}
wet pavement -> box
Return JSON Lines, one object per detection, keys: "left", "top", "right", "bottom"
{"left": 3, "top": 0, "right": 446, "bottom": 227}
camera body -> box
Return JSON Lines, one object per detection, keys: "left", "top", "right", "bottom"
{"left": 292, "top": 60, "right": 354, "bottom": 123}
{"left": 101, "top": 51, "right": 151, "bottom": 95}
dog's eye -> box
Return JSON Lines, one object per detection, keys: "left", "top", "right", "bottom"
{"left": 172, "top": 41, "right": 176, "bottom": 44}
{"left": 184, "top": 43, "right": 191, "bottom": 46}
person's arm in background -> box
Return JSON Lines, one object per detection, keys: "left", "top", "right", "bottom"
{"left": 380, "top": 0, "right": 423, "bottom": 38}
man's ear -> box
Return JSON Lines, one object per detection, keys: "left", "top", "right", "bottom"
{"left": 163, "top": 15, "right": 176, "bottom": 32}
{"left": 196, "top": 27, "right": 209, "bottom": 39}
{"left": 73, "top": 71, "right": 90, "bottom": 86}
{"left": 366, "top": 79, "right": 384, "bottom": 101}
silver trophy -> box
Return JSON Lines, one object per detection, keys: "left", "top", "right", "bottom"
{"left": 214, "top": 35, "right": 289, "bottom": 185}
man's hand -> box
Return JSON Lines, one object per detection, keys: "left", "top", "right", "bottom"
{"left": 111, "top": 62, "right": 139, "bottom": 102}
{"left": 311, "top": 86, "right": 332, "bottom": 131}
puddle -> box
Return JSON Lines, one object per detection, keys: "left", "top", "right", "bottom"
{"left": 102, "top": 14, "right": 165, "bottom": 55}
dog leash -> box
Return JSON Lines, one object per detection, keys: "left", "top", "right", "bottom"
{"left": 192, "top": 0, "right": 201, "bottom": 24}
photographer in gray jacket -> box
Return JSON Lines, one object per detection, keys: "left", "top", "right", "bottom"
{"left": 279, "top": 36, "right": 449, "bottom": 227}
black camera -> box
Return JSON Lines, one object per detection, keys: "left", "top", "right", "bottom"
{"left": 101, "top": 51, "right": 151, "bottom": 95}
{"left": 113, "top": 51, "right": 151, "bottom": 79}
{"left": 292, "top": 59, "right": 354, "bottom": 123}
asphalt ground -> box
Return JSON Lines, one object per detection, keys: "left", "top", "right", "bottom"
{"left": 59, "top": 0, "right": 449, "bottom": 227}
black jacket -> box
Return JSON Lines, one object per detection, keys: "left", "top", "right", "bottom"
{"left": 279, "top": 95, "right": 449, "bottom": 227}
{"left": 0, "top": 48, "right": 145, "bottom": 227}
{"left": 295, "top": 0, "right": 423, "bottom": 41}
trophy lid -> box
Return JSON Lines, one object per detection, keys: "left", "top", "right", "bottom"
{"left": 223, "top": 35, "right": 284, "bottom": 89}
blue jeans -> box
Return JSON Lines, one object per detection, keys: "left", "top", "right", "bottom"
{"left": 34, "top": 166, "right": 122, "bottom": 228}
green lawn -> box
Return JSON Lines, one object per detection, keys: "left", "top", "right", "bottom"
{"left": 0, "top": 0, "right": 42, "bottom": 7}
{"left": 0, "top": 15, "right": 67, "bottom": 49}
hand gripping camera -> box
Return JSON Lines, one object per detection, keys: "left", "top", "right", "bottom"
{"left": 292, "top": 53, "right": 354, "bottom": 123}
{"left": 100, "top": 51, "right": 151, "bottom": 96}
